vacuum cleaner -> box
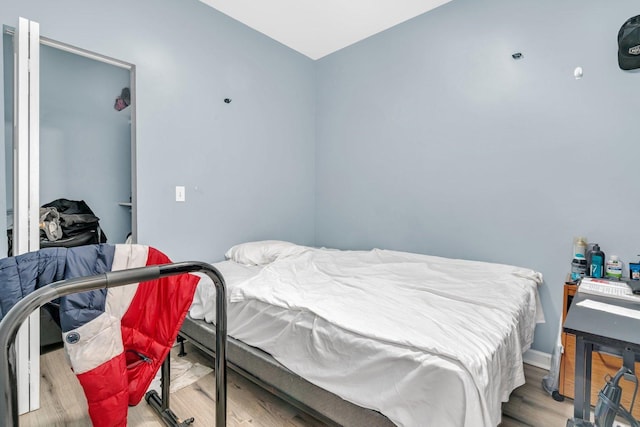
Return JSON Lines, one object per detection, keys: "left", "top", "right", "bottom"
{"left": 594, "top": 366, "right": 640, "bottom": 427}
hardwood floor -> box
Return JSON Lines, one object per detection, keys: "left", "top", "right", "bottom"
{"left": 20, "top": 343, "right": 575, "bottom": 426}
{"left": 500, "top": 364, "right": 573, "bottom": 426}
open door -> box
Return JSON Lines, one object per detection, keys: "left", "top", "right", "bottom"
{"left": 12, "top": 16, "right": 41, "bottom": 414}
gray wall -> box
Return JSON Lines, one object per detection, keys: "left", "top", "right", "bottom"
{"left": 316, "top": 0, "right": 640, "bottom": 353}
{"left": 0, "top": 0, "right": 316, "bottom": 261}
{"left": 39, "top": 45, "right": 132, "bottom": 243}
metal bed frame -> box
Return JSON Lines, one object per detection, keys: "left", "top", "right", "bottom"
{"left": 0, "top": 261, "right": 227, "bottom": 427}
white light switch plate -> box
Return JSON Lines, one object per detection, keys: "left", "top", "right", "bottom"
{"left": 175, "top": 186, "right": 185, "bottom": 202}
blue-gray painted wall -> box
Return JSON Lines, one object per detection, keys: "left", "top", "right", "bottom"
{"left": 0, "top": 0, "right": 317, "bottom": 262}
{"left": 39, "top": 45, "right": 132, "bottom": 244}
{"left": 2, "top": 0, "right": 638, "bottom": 355}
{"left": 315, "top": 0, "right": 640, "bottom": 353}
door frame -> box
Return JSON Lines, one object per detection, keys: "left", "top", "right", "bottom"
{"left": 12, "top": 17, "right": 40, "bottom": 414}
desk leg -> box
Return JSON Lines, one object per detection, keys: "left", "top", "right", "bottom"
{"left": 574, "top": 336, "right": 593, "bottom": 421}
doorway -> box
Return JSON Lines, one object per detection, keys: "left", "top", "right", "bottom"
{"left": 1, "top": 18, "right": 137, "bottom": 413}
{"left": 3, "top": 30, "right": 137, "bottom": 249}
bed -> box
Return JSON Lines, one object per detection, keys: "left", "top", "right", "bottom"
{"left": 180, "top": 241, "right": 544, "bottom": 427}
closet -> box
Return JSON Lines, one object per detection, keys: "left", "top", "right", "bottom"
{"left": 2, "top": 17, "right": 137, "bottom": 413}
{"left": 3, "top": 32, "right": 135, "bottom": 248}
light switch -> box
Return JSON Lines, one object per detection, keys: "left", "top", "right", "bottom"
{"left": 175, "top": 186, "right": 185, "bottom": 202}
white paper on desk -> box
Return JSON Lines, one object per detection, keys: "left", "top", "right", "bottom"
{"left": 577, "top": 299, "right": 640, "bottom": 320}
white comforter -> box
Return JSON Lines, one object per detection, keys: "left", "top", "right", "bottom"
{"left": 226, "top": 247, "right": 542, "bottom": 427}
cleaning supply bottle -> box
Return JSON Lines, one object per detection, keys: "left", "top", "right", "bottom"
{"left": 571, "top": 254, "right": 588, "bottom": 281}
{"left": 587, "top": 244, "right": 605, "bottom": 278}
{"left": 605, "top": 255, "right": 623, "bottom": 279}
{"left": 570, "top": 237, "right": 589, "bottom": 282}
{"left": 573, "top": 237, "right": 588, "bottom": 257}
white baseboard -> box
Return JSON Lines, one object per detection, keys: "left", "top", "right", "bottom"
{"left": 523, "top": 349, "right": 551, "bottom": 371}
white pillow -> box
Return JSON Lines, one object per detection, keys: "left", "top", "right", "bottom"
{"left": 225, "top": 240, "right": 306, "bottom": 266}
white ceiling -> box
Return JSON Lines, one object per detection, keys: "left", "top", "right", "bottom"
{"left": 199, "top": 0, "right": 452, "bottom": 60}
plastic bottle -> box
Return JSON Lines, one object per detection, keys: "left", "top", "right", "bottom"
{"left": 605, "top": 255, "right": 623, "bottom": 279}
{"left": 571, "top": 254, "right": 588, "bottom": 281}
{"left": 573, "top": 237, "right": 588, "bottom": 257}
{"left": 587, "top": 244, "right": 605, "bottom": 278}
{"left": 630, "top": 256, "right": 640, "bottom": 280}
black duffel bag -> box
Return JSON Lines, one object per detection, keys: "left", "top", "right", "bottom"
{"left": 39, "top": 198, "right": 107, "bottom": 248}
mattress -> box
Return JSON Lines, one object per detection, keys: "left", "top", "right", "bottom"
{"left": 189, "top": 244, "right": 543, "bottom": 427}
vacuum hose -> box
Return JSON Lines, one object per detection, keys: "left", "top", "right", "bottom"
{"left": 595, "top": 367, "right": 640, "bottom": 427}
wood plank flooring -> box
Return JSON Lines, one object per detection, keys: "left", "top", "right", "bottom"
{"left": 20, "top": 343, "right": 575, "bottom": 426}
{"left": 500, "top": 363, "right": 573, "bottom": 426}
